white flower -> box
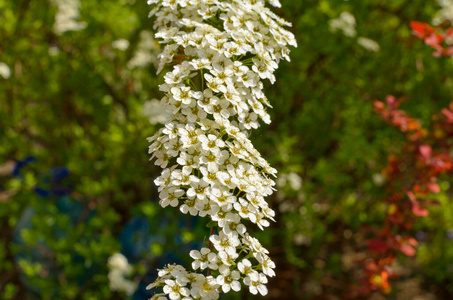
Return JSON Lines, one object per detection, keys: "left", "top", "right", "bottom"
{"left": 199, "top": 134, "right": 225, "bottom": 155}
{"left": 163, "top": 278, "right": 190, "bottom": 300}
{"left": 210, "top": 231, "right": 240, "bottom": 254}
{"left": 190, "top": 248, "right": 218, "bottom": 270}
{"left": 287, "top": 172, "right": 303, "bottom": 190}
{"left": 107, "top": 253, "right": 136, "bottom": 296}
{"left": 234, "top": 197, "right": 258, "bottom": 222}
{"left": 112, "top": 39, "right": 130, "bottom": 51}
{"left": 221, "top": 212, "right": 246, "bottom": 236}
{"left": 191, "top": 275, "right": 220, "bottom": 300}
{"left": 154, "top": 168, "right": 173, "bottom": 191}
{"left": 128, "top": 31, "right": 159, "bottom": 69}
{"left": 357, "top": 37, "right": 380, "bottom": 52}
{"left": 159, "top": 187, "right": 184, "bottom": 208}
{"left": 171, "top": 166, "right": 197, "bottom": 186}
{"left": 243, "top": 234, "right": 269, "bottom": 255}
{"left": 156, "top": 264, "right": 187, "bottom": 279}
{"left": 199, "top": 164, "right": 219, "bottom": 184}
{"left": 238, "top": 258, "right": 254, "bottom": 276}
{"left": 372, "top": 173, "right": 386, "bottom": 186}
{"left": 329, "top": 11, "right": 356, "bottom": 37}
{"left": 434, "top": 0, "right": 453, "bottom": 25}
{"left": 143, "top": 99, "right": 171, "bottom": 125}
{"left": 187, "top": 179, "right": 209, "bottom": 200}
{"left": 196, "top": 199, "right": 220, "bottom": 218}
{"left": 244, "top": 272, "right": 268, "bottom": 296}
{"left": 256, "top": 253, "right": 276, "bottom": 277}
{"left": 0, "top": 62, "right": 11, "bottom": 79}
{"left": 150, "top": 294, "right": 169, "bottom": 300}
{"left": 208, "top": 186, "right": 236, "bottom": 208}
{"left": 216, "top": 269, "right": 241, "bottom": 293}
{"left": 52, "top": 0, "right": 87, "bottom": 35}
{"left": 108, "top": 253, "right": 130, "bottom": 271}
{"left": 180, "top": 198, "right": 199, "bottom": 216}
{"left": 217, "top": 249, "right": 239, "bottom": 267}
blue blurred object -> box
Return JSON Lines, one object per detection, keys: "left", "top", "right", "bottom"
{"left": 12, "top": 156, "right": 37, "bottom": 177}
{"left": 133, "top": 280, "right": 153, "bottom": 300}
{"left": 121, "top": 211, "right": 205, "bottom": 299}
{"left": 12, "top": 159, "right": 96, "bottom": 296}
{"left": 133, "top": 251, "right": 186, "bottom": 300}
{"left": 119, "top": 216, "right": 164, "bottom": 263}
{"left": 50, "top": 166, "right": 70, "bottom": 182}
{"left": 416, "top": 231, "right": 426, "bottom": 241}
{"left": 13, "top": 195, "right": 95, "bottom": 296}
{"left": 33, "top": 187, "right": 50, "bottom": 198}
{"left": 56, "top": 195, "right": 86, "bottom": 224}
{"left": 447, "top": 229, "right": 453, "bottom": 240}
{"left": 31, "top": 165, "right": 72, "bottom": 198}
{"left": 12, "top": 158, "right": 206, "bottom": 299}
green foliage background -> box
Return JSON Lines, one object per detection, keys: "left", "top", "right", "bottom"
{"left": 1, "top": 0, "right": 452, "bottom": 299}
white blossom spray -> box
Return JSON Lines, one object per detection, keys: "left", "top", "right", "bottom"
{"left": 146, "top": 0, "right": 296, "bottom": 298}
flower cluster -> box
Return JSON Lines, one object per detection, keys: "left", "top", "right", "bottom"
{"left": 51, "top": 0, "right": 87, "bottom": 35}
{"left": 0, "top": 62, "right": 11, "bottom": 79}
{"left": 329, "top": 11, "right": 357, "bottom": 37}
{"left": 433, "top": 0, "right": 453, "bottom": 25}
{"left": 145, "top": 0, "right": 296, "bottom": 298}
{"left": 329, "top": 11, "right": 380, "bottom": 52}
{"left": 107, "top": 253, "right": 137, "bottom": 296}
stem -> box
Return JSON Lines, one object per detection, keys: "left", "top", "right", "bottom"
{"left": 209, "top": 226, "right": 215, "bottom": 251}
{"left": 207, "top": 226, "right": 216, "bottom": 276}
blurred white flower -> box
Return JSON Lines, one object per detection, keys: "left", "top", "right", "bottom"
{"left": 112, "top": 39, "right": 130, "bottom": 51}
{"left": 52, "top": 0, "right": 87, "bottom": 35}
{"left": 357, "top": 37, "right": 380, "bottom": 52}
{"left": 276, "top": 174, "right": 287, "bottom": 188}
{"left": 372, "top": 173, "right": 386, "bottom": 186}
{"left": 276, "top": 172, "right": 302, "bottom": 190}
{"left": 329, "top": 12, "right": 357, "bottom": 37}
{"left": 293, "top": 233, "right": 312, "bottom": 246}
{"left": 108, "top": 253, "right": 130, "bottom": 271}
{"left": 434, "top": 0, "right": 453, "bottom": 25}
{"left": 142, "top": 99, "right": 171, "bottom": 125}
{"left": 0, "top": 62, "right": 11, "bottom": 79}
{"left": 107, "top": 253, "right": 136, "bottom": 296}
{"left": 48, "top": 46, "right": 60, "bottom": 56}
{"left": 127, "top": 31, "right": 159, "bottom": 69}
{"left": 287, "top": 172, "right": 303, "bottom": 190}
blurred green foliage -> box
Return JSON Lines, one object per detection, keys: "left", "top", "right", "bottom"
{"left": 1, "top": 0, "right": 453, "bottom": 299}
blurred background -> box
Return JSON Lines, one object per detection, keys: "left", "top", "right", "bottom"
{"left": 1, "top": 0, "right": 453, "bottom": 299}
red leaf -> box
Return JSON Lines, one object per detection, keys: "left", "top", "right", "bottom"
{"left": 425, "top": 34, "right": 443, "bottom": 49}
{"left": 426, "top": 200, "right": 441, "bottom": 206}
{"left": 442, "top": 108, "right": 453, "bottom": 122}
{"left": 406, "top": 237, "right": 418, "bottom": 247}
{"left": 365, "top": 261, "right": 379, "bottom": 272}
{"left": 406, "top": 191, "right": 416, "bottom": 203}
{"left": 400, "top": 244, "right": 416, "bottom": 256}
{"left": 385, "top": 95, "right": 398, "bottom": 109}
{"left": 374, "top": 101, "right": 385, "bottom": 110}
{"left": 446, "top": 28, "right": 453, "bottom": 38}
{"left": 410, "top": 21, "right": 434, "bottom": 38}
{"left": 426, "top": 182, "right": 440, "bottom": 194}
{"left": 412, "top": 204, "right": 429, "bottom": 217}
{"left": 445, "top": 46, "right": 453, "bottom": 57}
{"left": 367, "top": 239, "right": 390, "bottom": 254}
{"left": 419, "top": 144, "right": 432, "bottom": 161}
